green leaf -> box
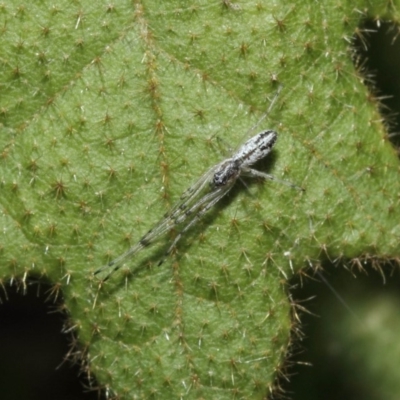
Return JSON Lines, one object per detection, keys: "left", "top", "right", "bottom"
{"left": 1, "top": 1, "right": 399, "bottom": 398}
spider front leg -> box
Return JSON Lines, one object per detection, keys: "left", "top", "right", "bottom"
{"left": 157, "top": 185, "right": 231, "bottom": 266}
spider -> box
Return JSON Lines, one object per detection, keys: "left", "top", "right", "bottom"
{"left": 95, "top": 87, "right": 303, "bottom": 281}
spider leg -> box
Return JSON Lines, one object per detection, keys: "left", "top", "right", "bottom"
{"left": 158, "top": 184, "right": 233, "bottom": 266}
{"left": 95, "top": 165, "right": 221, "bottom": 281}
{"left": 139, "top": 165, "right": 222, "bottom": 244}
{"left": 173, "top": 182, "right": 226, "bottom": 225}
{"left": 240, "top": 167, "right": 304, "bottom": 191}
{"left": 94, "top": 240, "right": 146, "bottom": 281}
{"left": 168, "top": 164, "right": 221, "bottom": 217}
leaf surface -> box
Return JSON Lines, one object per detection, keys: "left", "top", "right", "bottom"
{"left": 0, "top": 1, "right": 399, "bottom": 398}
